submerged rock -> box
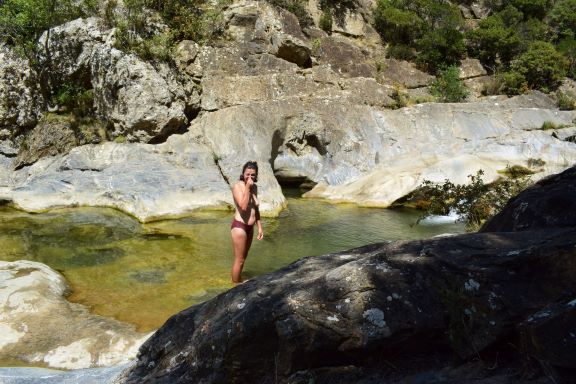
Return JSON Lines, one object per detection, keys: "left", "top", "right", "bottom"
{"left": 0, "top": 260, "right": 150, "bottom": 370}
{"left": 118, "top": 167, "right": 576, "bottom": 383}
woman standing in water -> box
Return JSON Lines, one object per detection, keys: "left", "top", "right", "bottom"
{"left": 231, "top": 161, "right": 264, "bottom": 283}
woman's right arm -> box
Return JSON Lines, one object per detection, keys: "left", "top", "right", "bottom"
{"left": 233, "top": 182, "right": 252, "bottom": 212}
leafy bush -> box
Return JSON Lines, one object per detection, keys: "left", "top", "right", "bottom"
{"left": 511, "top": 41, "right": 568, "bottom": 92}
{"left": 499, "top": 71, "right": 528, "bottom": 95}
{"left": 319, "top": 8, "right": 333, "bottom": 33}
{"left": 430, "top": 66, "right": 469, "bottom": 102}
{"left": 508, "top": 0, "right": 550, "bottom": 20}
{"left": 557, "top": 36, "right": 576, "bottom": 79}
{"left": 415, "top": 169, "right": 533, "bottom": 231}
{"left": 53, "top": 84, "right": 94, "bottom": 117}
{"left": 547, "top": 0, "right": 576, "bottom": 39}
{"left": 386, "top": 44, "right": 417, "bottom": 61}
{"left": 416, "top": 27, "right": 465, "bottom": 73}
{"left": 556, "top": 90, "right": 576, "bottom": 110}
{"left": 374, "top": 2, "right": 425, "bottom": 45}
{"left": 465, "top": 13, "right": 521, "bottom": 69}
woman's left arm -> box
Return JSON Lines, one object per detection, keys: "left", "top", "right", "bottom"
{"left": 255, "top": 191, "right": 263, "bottom": 240}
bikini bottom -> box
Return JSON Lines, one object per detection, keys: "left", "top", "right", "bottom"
{"left": 231, "top": 219, "right": 254, "bottom": 236}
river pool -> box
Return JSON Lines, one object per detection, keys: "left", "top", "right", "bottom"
{"left": 0, "top": 192, "right": 464, "bottom": 332}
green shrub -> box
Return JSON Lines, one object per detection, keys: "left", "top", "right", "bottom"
{"left": 465, "top": 13, "right": 521, "bottom": 69}
{"left": 53, "top": 85, "right": 94, "bottom": 117}
{"left": 499, "top": 71, "right": 528, "bottom": 95}
{"left": 415, "top": 169, "right": 533, "bottom": 231}
{"left": 540, "top": 121, "right": 558, "bottom": 130}
{"left": 374, "top": 2, "right": 426, "bottom": 45}
{"left": 557, "top": 36, "right": 576, "bottom": 79}
{"left": 416, "top": 27, "right": 465, "bottom": 74}
{"left": 547, "top": 0, "right": 576, "bottom": 39}
{"left": 556, "top": 91, "right": 576, "bottom": 110}
{"left": 511, "top": 41, "right": 568, "bottom": 92}
{"left": 386, "top": 44, "right": 416, "bottom": 61}
{"left": 430, "top": 66, "right": 469, "bottom": 102}
{"left": 319, "top": 8, "right": 333, "bottom": 33}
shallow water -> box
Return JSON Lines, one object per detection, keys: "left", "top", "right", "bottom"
{"left": 0, "top": 192, "right": 464, "bottom": 332}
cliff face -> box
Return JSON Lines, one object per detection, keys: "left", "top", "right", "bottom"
{"left": 117, "top": 166, "right": 576, "bottom": 384}
{"left": 0, "top": 1, "right": 575, "bottom": 220}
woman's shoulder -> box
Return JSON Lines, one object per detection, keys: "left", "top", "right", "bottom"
{"left": 233, "top": 181, "right": 245, "bottom": 190}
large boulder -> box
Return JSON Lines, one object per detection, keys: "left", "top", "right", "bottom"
{"left": 118, "top": 167, "right": 576, "bottom": 384}
{"left": 13, "top": 114, "right": 79, "bottom": 170}
{"left": 3, "top": 140, "right": 232, "bottom": 222}
{"left": 36, "top": 18, "right": 192, "bottom": 143}
{"left": 0, "top": 260, "right": 150, "bottom": 369}
{"left": 0, "top": 45, "right": 44, "bottom": 136}
{"left": 481, "top": 166, "right": 576, "bottom": 232}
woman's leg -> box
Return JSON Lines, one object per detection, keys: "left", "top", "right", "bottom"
{"left": 231, "top": 228, "right": 249, "bottom": 283}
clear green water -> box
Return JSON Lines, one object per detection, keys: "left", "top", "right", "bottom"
{"left": 0, "top": 192, "right": 464, "bottom": 332}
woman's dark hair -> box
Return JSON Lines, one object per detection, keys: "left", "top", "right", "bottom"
{"left": 239, "top": 161, "right": 258, "bottom": 182}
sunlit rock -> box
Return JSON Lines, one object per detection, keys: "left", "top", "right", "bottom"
{"left": 0, "top": 260, "right": 150, "bottom": 369}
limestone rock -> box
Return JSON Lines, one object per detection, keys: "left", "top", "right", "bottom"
{"left": 91, "top": 48, "right": 188, "bottom": 142}
{"left": 36, "top": 17, "right": 114, "bottom": 90}
{"left": 459, "top": 58, "right": 487, "bottom": 79}
{"left": 0, "top": 260, "right": 150, "bottom": 369}
{"left": 270, "top": 33, "right": 312, "bottom": 68}
{"left": 118, "top": 167, "right": 576, "bottom": 383}
{"left": 5, "top": 140, "right": 233, "bottom": 222}
{"left": 13, "top": 114, "right": 78, "bottom": 170}
{"left": 0, "top": 46, "right": 43, "bottom": 134}
{"left": 37, "top": 18, "right": 190, "bottom": 143}
{"left": 377, "top": 59, "right": 434, "bottom": 88}
{"left": 313, "top": 36, "right": 375, "bottom": 78}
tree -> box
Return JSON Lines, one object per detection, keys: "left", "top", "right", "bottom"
{"left": 511, "top": 41, "right": 568, "bottom": 92}
{"left": 0, "top": 0, "right": 96, "bottom": 104}
{"left": 417, "top": 27, "right": 465, "bottom": 73}
{"left": 465, "top": 13, "right": 521, "bottom": 69}
{"left": 430, "top": 66, "right": 469, "bottom": 102}
{"left": 508, "top": 0, "right": 551, "bottom": 20}
{"left": 374, "top": 1, "right": 425, "bottom": 45}
{"left": 547, "top": 0, "right": 576, "bottom": 40}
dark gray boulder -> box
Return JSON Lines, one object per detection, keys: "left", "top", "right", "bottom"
{"left": 118, "top": 167, "right": 576, "bottom": 384}
{"left": 481, "top": 166, "right": 576, "bottom": 232}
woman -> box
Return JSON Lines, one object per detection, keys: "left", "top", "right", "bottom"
{"left": 230, "top": 161, "right": 264, "bottom": 284}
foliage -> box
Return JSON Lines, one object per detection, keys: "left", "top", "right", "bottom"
{"left": 53, "top": 84, "right": 94, "bottom": 117}
{"left": 540, "top": 121, "right": 557, "bottom": 130}
{"left": 547, "top": 0, "right": 576, "bottom": 39}
{"left": 556, "top": 90, "right": 576, "bottom": 110}
{"left": 386, "top": 44, "right": 416, "bottom": 61}
{"left": 557, "top": 36, "right": 576, "bottom": 79}
{"left": 374, "top": 2, "right": 425, "bottom": 45}
{"left": 465, "top": 12, "right": 521, "bottom": 69}
{"left": 429, "top": 66, "right": 468, "bottom": 102}
{"left": 0, "top": 0, "right": 96, "bottom": 59}
{"left": 508, "top": 0, "right": 551, "bottom": 20}
{"left": 374, "top": 0, "right": 464, "bottom": 74}
{"left": 416, "top": 27, "right": 465, "bottom": 73}
{"left": 319, "top": 8, "right": 333, "bottom": 33}
{"left": 416, "top": 169, "right": 533, "bottom": 231}
{"left": 511, "top": 41, "right": 568, "bottom": 92}
{"left": 499, "top": 71, "right": 528, "bottom": 95}
{"left": 109, "top": 0, "right": 232, "bottom": 58}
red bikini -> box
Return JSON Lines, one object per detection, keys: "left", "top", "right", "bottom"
{"left": 231, "top": 219, "right": 254, "bottom": 236}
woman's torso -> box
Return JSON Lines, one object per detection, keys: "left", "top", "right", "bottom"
{"left": 233, "top": 182, "right": 259, "bottom": 225}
